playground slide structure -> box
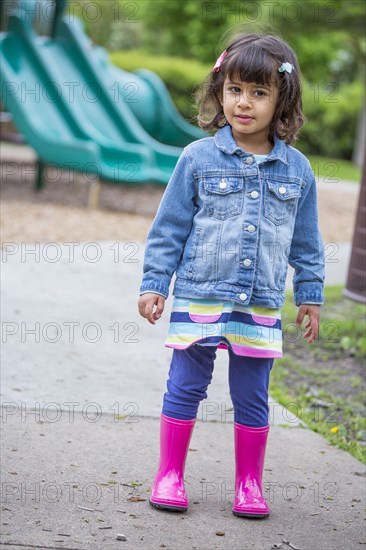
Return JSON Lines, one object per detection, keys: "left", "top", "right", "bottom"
{"left": 0, "top": 0, "right": 206, "bottom": 186}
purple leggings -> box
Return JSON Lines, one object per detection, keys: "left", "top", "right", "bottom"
{"left": 162, "top": 345, "right": 274, "bottom": 428}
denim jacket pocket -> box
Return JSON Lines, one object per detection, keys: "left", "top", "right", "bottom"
{"left": 203, "top": 175, "right": 244, "bottom": 220}
{"left": 264, "top": 179, "right": 301, "bottom": 225}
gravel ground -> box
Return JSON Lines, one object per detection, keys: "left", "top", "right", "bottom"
{"left": 0, "top": 152, "right": 359, "bottom": 244}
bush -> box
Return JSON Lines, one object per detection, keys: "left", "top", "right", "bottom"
{"left": 109, "top": 50, "right": 211, "bottom": 122}
{"left": 300, "top": 80, "right": 364, "bottom": 160}
{"left": 110, "top": 50, "right": 364, "bottom": 159}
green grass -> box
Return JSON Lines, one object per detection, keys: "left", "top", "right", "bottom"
{"left": 306, "top": 155, "right": 361, "bottom": 182}
{"left": 282, "top": 285, "right": 366, "bottom": 360}
{"left": 270, "top": 285, "right": 366, "bottom": 463}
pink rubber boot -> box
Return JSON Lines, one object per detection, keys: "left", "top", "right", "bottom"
{"left": 233, "top": 422, "right": 270, "bottom": 518}
{"left": 149, "top": 413, "right": 196, "bottom": 512}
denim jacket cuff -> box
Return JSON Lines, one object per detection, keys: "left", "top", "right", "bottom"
{"left": 140, "top": 276, "right": 170, "bottom": 299}
{"left": 293, "top": 282, "right": 324, "bottom": 306}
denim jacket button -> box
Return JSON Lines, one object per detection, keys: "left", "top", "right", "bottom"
{"left": 239, "top": 293, "right": 248, "bottom": 301}
{"left": 243, "top": 259, "right": 252, "bottom": 267}
{"left": 250, "top": 190, "right": 259, "bottom": 199}
{"left": 247, "top": 225, "right": 256, "bottom": 232}
{"left": 279, "top": 186, "right": 287, "bottom": 194}
{"left": 245, "top": 157, "right": 254, "bottom": 164}
{"left": 219, "top": 179, "right": 227, "bottom": 189}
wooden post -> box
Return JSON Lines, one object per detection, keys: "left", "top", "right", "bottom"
{"left": 35, "top": 160, "right": 46, "bottom": 191}
{"left": 343, "top": 154, "right": 366, "bottom": 303}
{"left": 88, "top": 180, "right": 102, "bottom": 209}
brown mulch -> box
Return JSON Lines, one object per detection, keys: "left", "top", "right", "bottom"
{"left": 0, "top": 162, "right": 358, "bottom": 244}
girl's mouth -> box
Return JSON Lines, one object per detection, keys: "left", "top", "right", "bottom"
{"left": 235, "top": 115, "right": 254, "bottom": 123}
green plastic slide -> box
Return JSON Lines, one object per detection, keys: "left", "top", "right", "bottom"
{"left": 0, "top": 0, "right": 206, "bottom": 185}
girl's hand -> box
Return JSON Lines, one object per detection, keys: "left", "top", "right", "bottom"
{"left": 295, "top": 304, "right": 320, "bottom": 344}
{"left": 138, "top": 293, "right": 166, "bottom": 325}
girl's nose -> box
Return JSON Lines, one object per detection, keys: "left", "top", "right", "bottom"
{"left": 237, "top": 92, "right": 251, "bottom": 108}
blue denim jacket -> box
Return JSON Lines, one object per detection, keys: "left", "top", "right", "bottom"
{"left": 140, "top": 125, "right": 325, "bottom": 308}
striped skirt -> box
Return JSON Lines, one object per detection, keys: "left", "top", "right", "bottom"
{"left": 165, "top": 297, "right": 283, "bottom": 358}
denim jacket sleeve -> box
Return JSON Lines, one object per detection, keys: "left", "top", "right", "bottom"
{"left": 288, "top": 165, "right": 325, "bottom": 306}
{"left": 140, "top": 149, "right": 196, "bottom": 298}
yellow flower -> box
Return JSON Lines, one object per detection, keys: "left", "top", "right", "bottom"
{"left": 330, "top": 426, "right": 339, "bottom": 433}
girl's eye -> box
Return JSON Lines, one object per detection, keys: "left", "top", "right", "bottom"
{"left": 229, "top": 86, "right": 241, "bottom": 93}
{"left": 254, "top": 90, "right": 266, "bottom": 97}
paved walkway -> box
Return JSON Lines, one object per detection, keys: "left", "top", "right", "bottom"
{"left": 0, "top": 144, "right": 363, "bottom": 550}
{"left": 1, "top": 409, "right": 364, "bottom": 550}
{"left": 1, "top": 240, "right": 365, "bottom": 549}
{"left": 0, "top": 241, "right": 352, "bottom": 421}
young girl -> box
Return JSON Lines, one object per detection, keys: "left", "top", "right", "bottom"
{"left": 138, "top": 33, "right": 324, "bottom": 519}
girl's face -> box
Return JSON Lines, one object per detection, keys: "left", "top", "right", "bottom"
{"left": 221, "top": 77, "right": 279, "bottom": 153}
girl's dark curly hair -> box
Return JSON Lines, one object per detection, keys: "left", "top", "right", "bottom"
{"left": 196, "top": 33, "right": 305, "bottom": 144}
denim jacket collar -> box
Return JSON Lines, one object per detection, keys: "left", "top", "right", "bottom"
{"left": 213, "top": 125, "right": 289, "bottom": 165}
